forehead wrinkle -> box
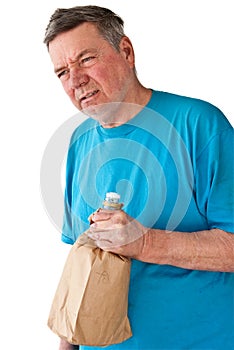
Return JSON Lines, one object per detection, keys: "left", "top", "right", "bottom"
{"left": 54, "top": 48, "right": 99, "bottom": 74}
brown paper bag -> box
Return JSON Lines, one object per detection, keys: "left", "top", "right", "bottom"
{"left": 47, "top": 233, "right": 132, "bottom": 346}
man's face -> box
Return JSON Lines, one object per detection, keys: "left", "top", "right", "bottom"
{"left": 48, "top": 22, "right": 135, "bottom": 122}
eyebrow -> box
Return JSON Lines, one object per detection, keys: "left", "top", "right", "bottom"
{"left": 54, "top": 48, "right": 97, "bottom": 74}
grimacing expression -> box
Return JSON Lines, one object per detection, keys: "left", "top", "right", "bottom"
{"left": 48, "top": 22, "right": 135, "bottom": 120}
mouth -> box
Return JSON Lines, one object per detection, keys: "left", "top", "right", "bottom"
{"left": 80, "top": 90, "right": 99, "bottom": 103}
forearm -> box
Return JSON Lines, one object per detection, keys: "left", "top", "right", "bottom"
{"left": 59, "top": 338, "right": 74, "bottom": 350}
{"left": 89, "top": 210, "right": 234, "bottom": 272}
{"left": 136, "top": 228, "right": 234, "bottom": 272}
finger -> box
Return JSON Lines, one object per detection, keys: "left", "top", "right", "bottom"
{"left": 88, "top": 229, "right": 127, "bottom": 248}
{"left": 90, "top": 219, "right": 123, "bottom": 231}
{"left": 91, "top": 210, "right": 112, "bottom": 222}
{"left": 95, "top": 239, "right": 123, "bottom": 251}
{"left": 88, "top": 227, "right": 116, "bottom": 241}
{"left": 92, "top": 208, "right": 124, "bottom": 222}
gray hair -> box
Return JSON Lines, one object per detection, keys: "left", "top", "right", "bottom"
{"left": 44, "top": 5, "right": 125, "bottom": 51}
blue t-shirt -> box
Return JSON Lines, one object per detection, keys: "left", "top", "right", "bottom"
{"left": 62, "top": 90, "right": 234, "bottom": 349}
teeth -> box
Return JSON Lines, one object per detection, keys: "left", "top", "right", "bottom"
{"left": 84, "top": 90, "right": 98, "bottom": 100}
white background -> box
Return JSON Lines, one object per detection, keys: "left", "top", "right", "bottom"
{"left": 0, "top": 0, "right": 233, "bottom": 349}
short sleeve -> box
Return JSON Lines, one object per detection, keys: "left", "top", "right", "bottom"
{"left": 195, "top": 128, "right": 234, "bottom": 233}
{"left": 61, "top": 118, "right": 98, "bottom": 244}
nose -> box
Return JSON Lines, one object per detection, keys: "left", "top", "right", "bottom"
{"left": 69, "top": 66, "right": 89, "bottom": 89}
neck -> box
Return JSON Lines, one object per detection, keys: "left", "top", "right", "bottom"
{"left": 101, "top": 85, "right": 152, "bottom": 128}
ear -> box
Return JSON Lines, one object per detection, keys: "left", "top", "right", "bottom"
{"left": 119, "top": 36, "right": 135, "bottom": 68}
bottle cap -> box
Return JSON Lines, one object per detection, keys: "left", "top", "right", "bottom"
{"left": 103, "top": 192, "right": 123, "bottom": 210}
{"left": 105, "top": 192, "right": 120, "bottom": 203}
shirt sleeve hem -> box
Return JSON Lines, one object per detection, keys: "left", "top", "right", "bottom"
{"left": 210, "top": 224, "right": 234, "bottom": 234}
{"left": 61, "top": 233, "right": 74, "bottom": 245}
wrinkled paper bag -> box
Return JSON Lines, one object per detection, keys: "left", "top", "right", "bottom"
{"left": 47, "top": 232, "right": 132, "bottom": 346}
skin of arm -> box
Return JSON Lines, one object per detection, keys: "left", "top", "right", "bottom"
{"left": 59, "top": 339, "right": 75, "bottom": 350}
{"left": 88, "top": 209, "right": 234, "bottom": 272}
{"left": 138, "top": 227, "right": 234, "bottom": 272}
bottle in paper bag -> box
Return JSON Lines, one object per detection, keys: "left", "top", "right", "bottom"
{"left": 47, "top": 192, "right": 132, "bottom": 346}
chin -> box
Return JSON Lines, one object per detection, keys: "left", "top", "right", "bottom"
{"left": 81, "top": 102, "right": 117, "bottom": 123}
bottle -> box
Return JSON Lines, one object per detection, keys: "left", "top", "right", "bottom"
{"left": 89, "top": 192, "right": 123, "bottom": 225}
{"left": 102, "top": 192, "right": 123, "bottom": 210}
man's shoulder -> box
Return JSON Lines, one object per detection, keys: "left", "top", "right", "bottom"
{"left": 152, "top": 90, "right": 231, "bottom": 130}
{"left": 154, "top": 90, "right": 219, "bottom": 111}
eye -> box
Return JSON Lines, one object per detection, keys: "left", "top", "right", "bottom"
{"left": 80, "top": 56, "right": 97, "bottom": 67}
{"left": 57, "top": 69, "right": 69, "bottom": 79}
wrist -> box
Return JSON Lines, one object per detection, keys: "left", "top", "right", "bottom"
{"left": 59, "top": 338, "right": 74, "bottom": 350}
{"left": 133, "top": 228, "right": 153, "bottom": 261}
{"left": 134, "top": 228, "right": 169, "bottom": 264}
